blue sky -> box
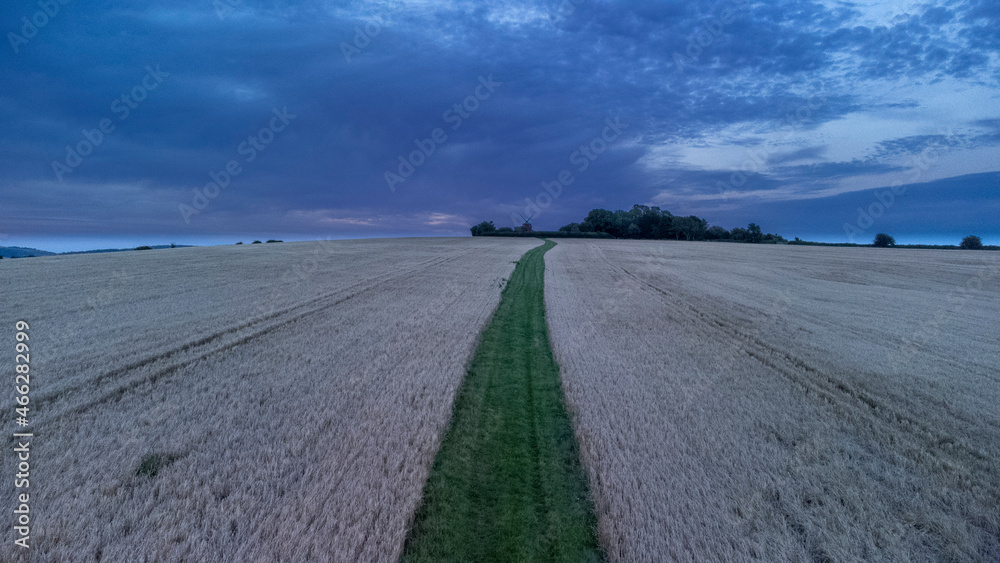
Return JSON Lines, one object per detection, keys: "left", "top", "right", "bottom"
{"left": 2, "top": 0, "right": 998, "bottom": 251}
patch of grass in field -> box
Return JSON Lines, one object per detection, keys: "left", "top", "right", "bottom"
{"left": 403, "top": 240, "right": 602, "bottom": 562}
{"left": 136, "top": 453, "right": 179, "bottom": 478}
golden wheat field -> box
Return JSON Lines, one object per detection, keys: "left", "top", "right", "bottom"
{"left": 0, "top": 237, "right": 540, "bottom": 561}
{"left": 3, "top": 237, "right": 998, "bottom": 561}
{"left": 545, "top": 239, "right": 1000, "bottom": 562}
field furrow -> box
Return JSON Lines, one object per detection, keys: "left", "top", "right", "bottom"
{"left": 0, "top": 237, "right": 540, "bottom": 561}
{"left": 615, "top": 262, "right": 1000, "bottom": 491}
{"left": 25, "top": 249, "right": 474, "bottom": 425}
{"left": 545, "top": 239, "right": 1000, "bottom": 562}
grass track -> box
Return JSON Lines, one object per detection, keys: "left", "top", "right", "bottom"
{"left": 402, "top": 240, "right": 603, "bottom": 562}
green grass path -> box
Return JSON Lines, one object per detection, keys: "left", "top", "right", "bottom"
{"left": 402, "top": 240, "right": 603, "bottom": 562}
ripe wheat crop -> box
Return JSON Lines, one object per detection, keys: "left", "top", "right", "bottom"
{"left": 545, "top": 239, "right": 1000, "bottom": 562}
{"left": 0, "top": 237, "right": 540, "bottom": 561}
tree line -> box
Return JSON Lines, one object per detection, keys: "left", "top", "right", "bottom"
{"left": 472, "top": 204, "right": 786, "bottom": 243}
{"left": 861, "top": 233, "right": 987, "bottom": 250}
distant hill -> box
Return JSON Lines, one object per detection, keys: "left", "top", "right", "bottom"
{"left": 59, "top": 244, "right": 192, "bottom": 255}
{"left": 0, "top": 244, "right": 193, "bottom": 259}
{"left": 0, "top": 246, "right": 57, "bottom": 258}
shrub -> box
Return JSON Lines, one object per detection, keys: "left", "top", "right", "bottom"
{"left": 266, "top": 239, "right": 283, "bottom": 243}
{"left": 873, "top": 233, "right": 895, "bottom": 248}
{"left": 236, "top": 242, "right": 243, "bottom": 245}
{"left": 960, "top": 235, "right": 983, "bottom": 250}
{"left": 470, "top": 221, "right": 497, "bottom": 236}
{"left": 251, "top": 240, "right": 262, "bottom": 244}
{"left": 135, "top": 245, "right": 153, "bottom": 251}
{"left": 136, "top": 453, "right": 179, "bottom": 478}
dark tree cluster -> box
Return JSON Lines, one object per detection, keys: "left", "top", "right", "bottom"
{"left": 470, "top": 221, "right": 497, "bottom": 236}
{"left": 960, "top": 235, "right": 983, "bottom": 250}
{"left": 870, "top": 233, "right": 987, "bottom": 249}
{"left": 552, "top": 205, "right": 785, "bottom": 243}
{"left": 873, "top": 233, "right": 896, "bottom": 247}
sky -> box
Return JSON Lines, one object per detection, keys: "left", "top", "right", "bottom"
{"left": 2, "top": 0, "right": 998, "bottom": 252}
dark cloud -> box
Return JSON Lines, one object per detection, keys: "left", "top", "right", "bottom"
{"left": 772, "top": 160, "right": 909, "bottom": 179}
{"left": 1, "top": 0, "right": 998, "bottom": 246}
{"left": 766, "top": 145, "right": 826, "bottom": 165}
{"left": 720, "top": 172, "right": 1000, "bottom": 243}
{"left": 874, "top": 134, "right": 971, "bottom": 158}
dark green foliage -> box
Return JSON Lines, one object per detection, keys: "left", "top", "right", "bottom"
{"left": 136, "top": 453, "right": 179, "bottom": 478}
{"left": 235, "top": 242, "right": 243, "bottom": 245}
{"left": 705, "top": 226, "right": 730, "bottom": 240}
{"left": 479, "top": 205, "right": 783, "bottom": 242}
{"left": 470, "top": 221, "right": 498, "bottom": 236}
{"left": 265, "top": 239, "right": 283, "bottom": 243}
{"left": 580, "top": 205, "right": 681, "bottom": 239}
{"left": 790, "top": 239, "right": 999, "bottom": 250}
{"left": 670, "top": 216, "right": 708, "bottom": 240}
{"left": 403, "top": 241, "right": 602, "bottom": 562}
{"left": 873, "top": 233, "right": 896, "bottom": 247}
{"left": 479, "top": 230, "right": 613, "bottom": 239}
{"left": 134, "top": 245, "right": 153, "bottom": 250}
{"left": 960, "top": 235, "right": 983, "bottom": 250}
{"left": 251, "top": 240, "right": 262, "bottom": 244}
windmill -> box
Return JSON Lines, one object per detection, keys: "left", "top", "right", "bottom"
{"left": 516, "top": 213, "right": 534, "bottom": 233}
